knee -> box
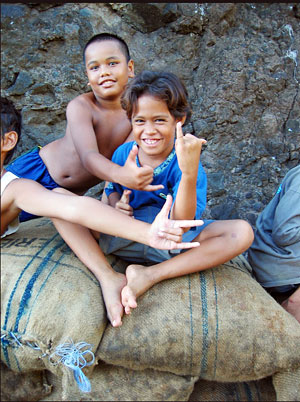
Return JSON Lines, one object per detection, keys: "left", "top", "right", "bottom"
{"left": 232, "top": 219, "right": 254, "bottom": 249}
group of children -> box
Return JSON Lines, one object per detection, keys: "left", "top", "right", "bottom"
{"left": 1, "top": 33, "right": 299, "bottom": 325}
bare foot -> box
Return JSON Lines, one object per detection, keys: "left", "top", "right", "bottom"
{"left": 121, "top": 264, "right": 154, "bottom": 315}
{"left": 281, "top": 287, "right": 300, "bottom": 324}
{"left": 97, "top": 271, "right": 127, "bottom": 327}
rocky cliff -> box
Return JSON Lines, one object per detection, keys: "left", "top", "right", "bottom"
{"left": 1, "top": 2, "right": 299, "bottom": 225}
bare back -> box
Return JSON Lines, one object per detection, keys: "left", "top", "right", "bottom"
{"left": 40, "top": 92, "right": 132, "bottom": 194}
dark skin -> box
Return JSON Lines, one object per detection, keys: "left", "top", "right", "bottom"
{"left": 39, "top": 40, "right": 163, "bottom": 195}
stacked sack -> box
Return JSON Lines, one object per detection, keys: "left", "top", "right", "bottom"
{"left": 1, "top": 218, "right": 300, "bottom": 401}
{"left": 1, "top": 218, "right": 125, "bottom": 398}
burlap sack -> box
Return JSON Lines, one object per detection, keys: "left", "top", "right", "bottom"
{"left": 2, "top": 218, "right": 299, "bottom": 401}
{"left": 0, "top": 361, "right": 51, "bottom": 402}
{"left": 0, "top": 359, "right": 278, "bottom": 402}
{"left": 41, "top": 363, "right": 198, "bottom": 402}
{"left": 97, "top": 256, "right": 300, "bottom": 400}
{"left": 1, "top": 218, "right": 126, "bottom": 394}
{"left": 189, "top": 376, "right": 276, "bottom": 401}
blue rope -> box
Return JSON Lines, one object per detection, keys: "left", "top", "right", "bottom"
{"left": 1, "top": 332, "right": 94, "bottom": 393}
{"left": 1, "top": 331, "right": 23, "bottom": 347}
{"left": 50, "top": 340, "right": 95, "bottom": 393}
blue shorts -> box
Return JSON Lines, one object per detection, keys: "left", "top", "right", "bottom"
{"left": 5, "top": 147, "right": 60, "bottom": 222}
{"left": 99, "top": 219, "right": 213, "bottom": 265}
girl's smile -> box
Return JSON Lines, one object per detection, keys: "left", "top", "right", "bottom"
{"left": 132, "top": 95, "right": 181, "bottom": 167}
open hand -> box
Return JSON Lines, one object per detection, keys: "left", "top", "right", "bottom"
{"left": 148, "top": 194, "right": 204, "bottom": 250}
{"left": 115, "top": 190, "right": 133, "bottom": 216}
{"left": 120, "top": 145, "right": 164, "bottom": 191}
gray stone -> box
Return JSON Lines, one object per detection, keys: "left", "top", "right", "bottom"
{"left": 7, "top": 72, "right": 34, "bottom": 95}
{"left": 1, "top": 2, "right": 299, "bottom": 228}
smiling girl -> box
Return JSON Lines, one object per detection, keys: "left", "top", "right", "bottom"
{"left": 101, "top": 70, "right": 254, "bottom": 315}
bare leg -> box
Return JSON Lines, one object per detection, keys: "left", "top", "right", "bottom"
{"left": 281, "top": 287, "right": 300, "bottom": 323}
{"left": 51, "top": 188, "right": 126, "bottom": 327}
{"left": 122, "top": 219, "right": 254, "bottom": 314}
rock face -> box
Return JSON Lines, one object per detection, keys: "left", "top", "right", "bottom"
{"left": 1, "top": 3, "right": 299, "bottom": 225}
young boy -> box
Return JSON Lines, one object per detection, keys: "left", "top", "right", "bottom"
{"left": 1, "top": 97, "right": 205, "bottom": 322}
{"left": 2, "top": 33, "right": 167, "bottom": 326}
{"left": 99, "top": 70, "right": 254, "bottom": 315}
{"left": 4, "top": 33, "right": 163, "bottom": 226}
{"left": 247, "top": 165, "right": 300, "bottom": 323}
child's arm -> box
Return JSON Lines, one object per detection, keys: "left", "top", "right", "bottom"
{"left": 66, "top": 99, "right": 163, "bottom": 192}
{"left": 1, "top": 179, "right": 203, "bottom": 250}
{"left": 272, "top": 186, "right": 300, "bottom": 246}
{"left": 171, "top": 122, "right": 207, "bottom": 222}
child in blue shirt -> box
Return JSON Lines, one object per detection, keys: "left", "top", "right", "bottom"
{"left": 1, "top": 96, "right": 205, "bottom": 327}
{"left": 100, "top": 70, "right": 254, "bottom": 315}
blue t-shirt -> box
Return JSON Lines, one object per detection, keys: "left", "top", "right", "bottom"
{"left": 105, "top": 141, "right": 207, "bottom": 242}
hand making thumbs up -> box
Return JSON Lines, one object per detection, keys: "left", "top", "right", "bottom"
{"left": 120, "top": 144, "right": 164, "bottom": 191}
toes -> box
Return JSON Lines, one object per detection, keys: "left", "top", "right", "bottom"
{"left": 109, "top": 303, "right": 123, "bottom": 327}
{"left": 128, "top": 295, "right": 137, "bottom": 309}
{"left": 112, "top": 318, "right": 122, "bottom": 327}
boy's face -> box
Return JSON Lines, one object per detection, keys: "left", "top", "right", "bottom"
{"left": 132, "top": 95, "right": 180, "bottom": 162}
{"left": 85, "top": 40, "right": 134, "bottom": 102}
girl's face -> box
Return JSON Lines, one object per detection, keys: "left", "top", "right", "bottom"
{"left": 131, "top": 95, "right": 180, "bottom": 165}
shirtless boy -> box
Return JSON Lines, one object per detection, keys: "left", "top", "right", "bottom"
{"left": 5, "top": 33, "right": 162, "bottom": 221}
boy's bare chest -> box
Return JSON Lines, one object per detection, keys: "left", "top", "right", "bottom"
{"left": 94, "top": 116, "right": 131, "bottom": 158}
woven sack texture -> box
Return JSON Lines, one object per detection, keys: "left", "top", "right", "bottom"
{"left": 0, "top": 361, "right": 51, "bottom": 402}
{"left": 1, "top": 218, "right": 125, "bottom": 390}
{"left": 1, "top": 218, "right": 299, "bottom": 401}
{"left": 272, "top": 367, "right": 300, "bottom": 401}
{"left": 189, "top": 377, "right": 276, "bottom": 401}
{"left": 0, "top": 360, "right": 279, "bottom": 402}
{"left": 98, "top": 255, "right": 300, "bottom": 400}
{"left": 40, "top": 363, "right": 198, "bottom": 401}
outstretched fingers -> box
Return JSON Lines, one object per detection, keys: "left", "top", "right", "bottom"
{"left": 174, "top": 219, "right": 204, "bottom": 229}
{"left": 173, "top": 241, "right": 200, "bottom": 250}
{"left": 143, "top": 183, "right": 164, "bottom": 191}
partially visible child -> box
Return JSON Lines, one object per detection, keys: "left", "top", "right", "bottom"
{"left": 100, "top": 70, "right": 254, "bottom": 315}
{"left": 248, "top": 165, "right": 300, "bottom": 323}
{"left": 1, "top": 97, "right": 205, "bottom": 322}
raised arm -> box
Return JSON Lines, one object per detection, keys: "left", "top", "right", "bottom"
{"left": 171, "top": 122, "right": 207, "bottom": 222}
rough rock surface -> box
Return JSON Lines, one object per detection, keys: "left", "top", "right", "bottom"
{"left": 1, "top": 2, "right": 299, "bottom": 225}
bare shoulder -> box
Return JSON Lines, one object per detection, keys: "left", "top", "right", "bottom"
{"left": 67, "top": 92, "right": 95, "bottom": 115}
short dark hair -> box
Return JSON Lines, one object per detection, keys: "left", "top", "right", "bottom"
{"left": 1, "top": 97, "right": 22, "bottom": 164}
{"left": 83, "top": 33, "right": 131, "bottom": 63}
{"left": 121, "top": 71, "right": 191, "bottom": 123}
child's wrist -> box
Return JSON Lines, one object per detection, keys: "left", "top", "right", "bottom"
{"left": 181, "top": 172, "right": 197, "bottom": 183}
